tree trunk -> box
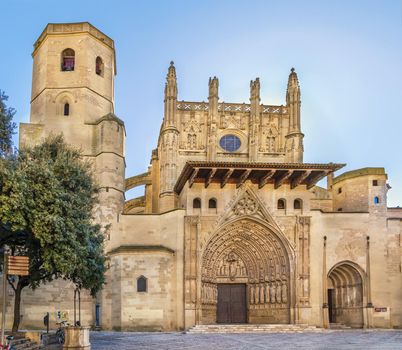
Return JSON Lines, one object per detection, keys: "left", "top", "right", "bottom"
{"left": 11, "top": 279, "right": 26, "bottom": 332}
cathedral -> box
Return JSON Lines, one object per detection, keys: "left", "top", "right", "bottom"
{"left": 3, "top": 22, "right": 402, "bottom": 331}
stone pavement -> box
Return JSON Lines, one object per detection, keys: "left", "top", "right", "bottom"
{"left": 88, "top": 330, "right": 402, "bottom": 350}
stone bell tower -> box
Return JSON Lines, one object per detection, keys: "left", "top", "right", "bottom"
{"left": 20, "top": 22, "right": 125, "bottom": 231}
{"left": 27, "top": 22, "right": 116, "bottom": 126}
{"left": 18, "top": 22, "right": 126, "bottom": 329}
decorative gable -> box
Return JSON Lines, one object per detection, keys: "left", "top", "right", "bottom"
{"left": 216, "top": 185, "right": 280, "bottom": 232}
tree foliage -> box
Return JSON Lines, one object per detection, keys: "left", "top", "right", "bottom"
{"left": 0, "top": 136, "right": 106, "bottom": 331}
{"left": 0, "top": 90, "right": 16, "bottom": 157}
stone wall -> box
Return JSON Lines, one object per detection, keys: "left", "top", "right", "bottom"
{"left": 0, "top": 278, "right": 94, "bottom": 330}
{"left": 102, "top": 209, "right": 186, "bottom": 330}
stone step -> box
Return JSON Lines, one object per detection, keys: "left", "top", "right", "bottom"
{"left": 329, "top": 323, "right": 352, "bottom": 329}
{"left": 8, "top": 336, "right": 43, "bottom": 350}
{"left": 41, "top": 332, "right": 59, "bottom": 346}
{"left": 186, "top": 324, "right": 323, "bottom": 334}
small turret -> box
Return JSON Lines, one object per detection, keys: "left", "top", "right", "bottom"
{"left": 164, "top": 61, "right": 178, "bottom": 127}
{"left": 159, "top": 61, "right": 180, "bottom": 211}
{"left": 249, "top": 78, "right": 261, "bottom": 161}
{"left": 207, "top": 76, "right": 219, "bottom": 161}
{"left": 286, "top": 68, "right": 301, "bottom": 133}
{"left": 250, "top": 78, "right": 261, "bottom": 103}
{"left": 285, "top": 68, "right": 304, "bottom": 163}
{"left": 208, "top": 76, "right": 219, "bottom": 120}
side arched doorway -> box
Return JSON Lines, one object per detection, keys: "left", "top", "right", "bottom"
{"left": 327, "top": 262, "right": 364, "bottom": 328}
{"left": 200, "top": 219, "right": 293, "bottom": 324}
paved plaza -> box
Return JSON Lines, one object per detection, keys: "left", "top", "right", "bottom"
{"left": 88, "top": 330, "right": 402, "bottom": 350}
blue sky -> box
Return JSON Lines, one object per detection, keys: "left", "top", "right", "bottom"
{"left": 1, "top": 0, "right": 401, "bottom": 205}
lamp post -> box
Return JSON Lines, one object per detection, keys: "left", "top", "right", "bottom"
{"left": 1, "top": 249, "right": 9, "bottom": 348}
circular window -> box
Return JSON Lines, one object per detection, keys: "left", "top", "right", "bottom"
{"left": 219, "top": 134, "right": 241, "bottom": 152}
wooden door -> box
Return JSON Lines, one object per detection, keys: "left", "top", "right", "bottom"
{"left": 328, "top": 289, "right": 335, "bottom": 323}
{"left": 217, "top": 284, "right": 247, "bottom": 323}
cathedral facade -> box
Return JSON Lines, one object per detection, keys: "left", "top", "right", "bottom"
{"left": 4, "top": 22, "right": 402, "bottom": 331}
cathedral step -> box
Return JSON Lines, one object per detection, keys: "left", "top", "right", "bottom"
{"left": 8, "top": 336, "right": 44, "bottom": 350}
{"left": 329, "top": 323, "right": 352, "bottom": 329}
{"left": 186, "top": 324, "right": 322, "bottom": 334}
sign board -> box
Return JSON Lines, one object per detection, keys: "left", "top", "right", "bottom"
{"left": 56, "top": 310, "right": 69, "bottom": 323}
{"left": 7, "top": 256, "right": 29, "bottom": 276}
{"left": 374, "top": 307, "right": 387, "bottom": 312}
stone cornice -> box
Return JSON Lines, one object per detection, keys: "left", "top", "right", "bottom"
{"left": 311, "top": 209, "right": 369, "bottom": 214}
{"left": 31, "top": 86, "right": 114, "bottom": 106}
{"left": 333, "top": 167, "right": 387, "bottom": 185}
{"left": 85, "top": 113, "right": 125, "bottom": 128}
{"left": 174, "top": 161, "right": 345, "bottom": 193}
{"left": 121, "top": 208, "right": 185, "bottom": 216}
{"left": 181, "top": 161, "right": 344, "bottom": 170}
{"left": 107, "top": 245, "right": 175, "bottom": 255}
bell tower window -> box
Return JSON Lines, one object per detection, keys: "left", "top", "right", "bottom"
{"left": 61, "top": 48, "right": 75, "bottom": 71}
{"left": 96, "top": 56, "right": 104, "bottom": 76}
{"left": 64, "top": 103, "right": 70, "bottom": 116}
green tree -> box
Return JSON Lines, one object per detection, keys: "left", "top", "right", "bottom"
{"left": 0, "top": 136, "right": 106, "bottom": 332}
{"left": 0, "top": 90, "right": 16, "bottom": 157}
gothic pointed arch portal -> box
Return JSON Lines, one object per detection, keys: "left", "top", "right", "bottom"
{"left": 201, "top": 218, "right": 293, "bottom": 324}
{"left": 327, "top": 262, "right": 365, "bottom": 328}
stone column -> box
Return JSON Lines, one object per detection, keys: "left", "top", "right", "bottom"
{"left": 366, "top": 236, "right": 373, "bottom": 328}
{"left": 195, "top": 218, "right": 201, "bottom": 325}
{"left": 322, "top": 236, "right": 329, "bottom": 328}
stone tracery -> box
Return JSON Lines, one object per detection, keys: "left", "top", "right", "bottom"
{"left": 232, "top": 194, "right": 258, "bottom": 216}
{"left": 180, "top": 113, "right": 204, "bottom": 150}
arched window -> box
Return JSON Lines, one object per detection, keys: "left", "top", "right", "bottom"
{"left": 208, "top": 198, "right": 217, "bottom": 214}
{"left": 193, "top": 198, "right": 201, "bottom": 209}
{"left": 277, "top": 199, "right": 286, "bottom": 210}
{"left": 63, "top": 103, "right": 70, "bottom": 116}
{"left": 61, "top": 48, "right": 75, "bottom": 71}
{"left": 137, "top": 276, "right": 147, "bottom": 292}
{"left": 96, "top": 56, "right": 104, "bottom": 76}
{"left": 374, "top": 196, "right": 380, "bottom": 204}
{"left": 208, "top": 198, "right": 217, "bottom": 209}
{"left": 294, "top": 199, "right": 302, "bottom": 210}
